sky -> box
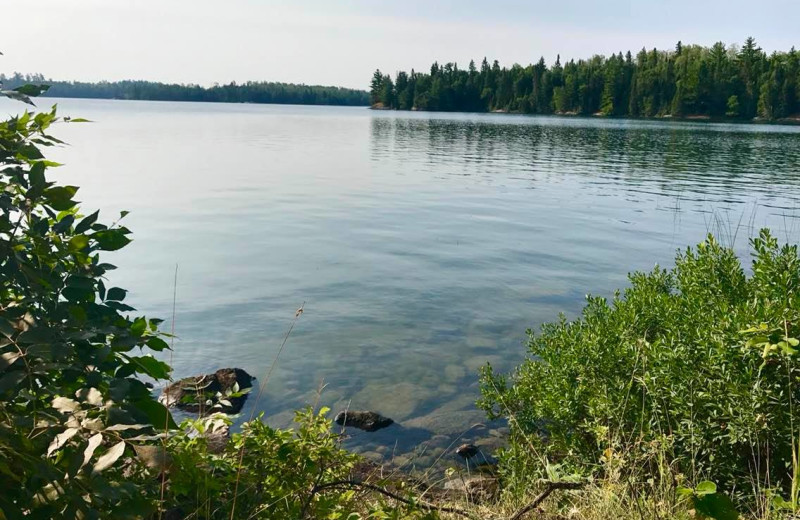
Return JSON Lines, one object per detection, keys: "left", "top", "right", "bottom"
{"left": 2, "top": 0, "right": 799, "bottom": 90}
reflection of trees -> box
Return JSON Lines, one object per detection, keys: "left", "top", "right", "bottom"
{"left": 370, "top": 115, "right": 800, "bottom": 202}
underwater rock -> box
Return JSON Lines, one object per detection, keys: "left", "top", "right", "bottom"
{"left": 159, "top": 368, "right": 254, "bottom": 415}
{"left": 455, "top": 443, "right": 479, "bottom": 459}
{"left": 334, "top": 410, "right": 394, "bottom": 432}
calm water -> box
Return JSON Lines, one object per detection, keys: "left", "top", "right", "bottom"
{"left": 4, "top": 98, "right": 800, "bottom": 468}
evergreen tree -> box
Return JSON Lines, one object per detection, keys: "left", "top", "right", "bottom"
{"left": 367, "top": 38, "right": 797, "bottom": 121}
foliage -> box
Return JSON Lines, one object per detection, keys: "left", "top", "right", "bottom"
{"left": 158, "top": 408, "right": 435, "bottom": 519}
{"left": 159, "top": 408, "right": 353, "bottom": 518}
{"left": 479, "top": 232, "right": 800, "bottom": 509}
{"left": 371, "top": 38, "right": 800, "bottom": 120}
{"left": 677, "top": 481, "right": 740, "bottom": 520}
{"left": 0, "top": 73, "right": 369, "bottom": 107}
{"left": 0, "top": 84, "right": 176, "bottom": 517}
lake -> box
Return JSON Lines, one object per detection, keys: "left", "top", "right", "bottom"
{"left": 4, "top": 98, "right": 800, "bottom": 469}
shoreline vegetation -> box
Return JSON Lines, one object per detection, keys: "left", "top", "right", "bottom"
{"left": 0, "top": 74, "right": 370, "bottom": 106}
{"left": 369, "top": 38, "right": 800, "bottom": 124}
{"left": 2, "top": 83, "right": 800, "bottom": 519}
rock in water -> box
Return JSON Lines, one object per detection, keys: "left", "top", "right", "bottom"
{"left": 159, "top": 368, "right": 254, "bottom": 415}
{"left": 334, "top": 410, "right": 393, "bottom": 432}
{"left": 455, "top": 443, "right": 479, "bottom": 459}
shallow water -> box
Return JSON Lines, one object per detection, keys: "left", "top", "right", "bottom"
{"left": 4, "top": 98, "right": 800, "bottom": 469}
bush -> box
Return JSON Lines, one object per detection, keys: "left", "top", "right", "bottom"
{"left": 0, "top": 85, "right": 177, "bottom": 517}
{"left": 479, "top": 232, "right": 800, "bottom": 507}
{"left": 157, "top": 408, "right": 364, "bottom": 519}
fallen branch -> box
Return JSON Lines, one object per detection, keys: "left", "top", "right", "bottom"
{"left": 508, "top": 482, "right": 583, "bottom": 520}
{"left": 309, "top": 479, "right": 477, "bottom": 519}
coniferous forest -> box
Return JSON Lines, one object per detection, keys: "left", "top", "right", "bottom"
{"left": 0, "top": 74, "right": 370, "bottom": 106}
{"left": 370, "top": 38, "right": 800, "bottom": 120}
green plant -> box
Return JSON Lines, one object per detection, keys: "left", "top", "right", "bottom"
{"left": 479, "top": 232, "right": 800, "bottom": 512}
{"left": 0, "top": 83, "right": 175, "bottom": 518}
{"left": 677, "top": 481, "right": 739, "bottom": 520}
{"left": 160, "top": 407, "right": 367, "bottom": 519}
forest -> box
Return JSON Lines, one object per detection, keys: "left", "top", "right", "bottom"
{"left": 0, "top": 74, "right": 370, "bottom": 106}
{"left": 370, "top": 38, "right": 800, "bottom": 120}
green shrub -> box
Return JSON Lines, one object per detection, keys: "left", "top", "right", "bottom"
{"left": 156, "top": 408, "right": 364, "bottom": 519}
{"left": 479, "top": 232, "right": 800, "bottom": 506}
{"left": 0, "top": 86, "right": 176, "bottom": 517}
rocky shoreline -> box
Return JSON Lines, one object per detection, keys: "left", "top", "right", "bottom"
{"left": 159, "top": 367, "right": 506, "bottom": 498}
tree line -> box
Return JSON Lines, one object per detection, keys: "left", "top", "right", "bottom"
{"left": 370, "top": 38, "right": 800, "bottom": 120}
{"left": 0, "top": 73, "right": 369, "bottom": 106}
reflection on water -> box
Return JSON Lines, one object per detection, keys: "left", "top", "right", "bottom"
{"left": 4, "top": 98, "right": 799, "bottom": 471}
{"left": 370, "top": 115, "right": 800, "bottom": 202}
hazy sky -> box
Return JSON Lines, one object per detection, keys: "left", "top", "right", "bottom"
{"left": 2, "top": 0, "right": 799, "bottom": 90}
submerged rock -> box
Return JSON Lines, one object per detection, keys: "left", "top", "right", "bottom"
{"left": 455, "top": 443, "right": 479, "bottom": 459}
{"left": 334, "top": 410, "right": 393, "bottom": 432}
{"left": 159, "top": 368, "right": 254, "bottom": 415}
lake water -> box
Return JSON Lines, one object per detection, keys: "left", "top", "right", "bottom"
{"left": 4, "top": 98, "right": 800, "bottom": 469}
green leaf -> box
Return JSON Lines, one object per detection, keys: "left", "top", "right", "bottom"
{"left": 779, "top": 341, "right": 798, "bottom": 356}
{"left": 130, "top": 317, "right": 147, "bottom": 337}
{"left": 771, "top": 495, "right": 794, "bottom": 511}
{"left": 29, "top": 162, "right": 46, "bottom": 189}
{"left": 128, "top": 355, "right": 171, "bottom": 379}
{"left": 694, "top": 493, "right": 739, "bottom": 520}
{"left": 106, "top": 287, "right": 127, "bottom": 301}
{"left": 93, "top": 229, "right": 131, "bottom": 251}
{"left": 146, "top": 337, "right": 170, "bottom": 352}
{"left": 106, "top": 301, "right": 136, "bottom": 312}
{"left": 62, "top": 285, "right": 94, "bottom": 303}
{"left": 133, "top": 398, "right": 178, "bottom": 430}
{"left": 74, "top": 210, "right": 99, "bottom": 234}
{"left": 66, "top": 276, "right": 94, "bottom": 290}
{"left": 68, "top": 235, "right": 90, "bottom": 252}
{"left": 44, "top": 185, "right": 79, "bottom": 211}
{"left": 18, "top": 143, "right": 44, "bottom": 160}
{"left": 53, "top": 214, "right": 74, "bottom": 233}
{"left": 745, "top": 335, "right": 769, "bottom": 348}
{"left": 695, "top": 481, "right": 717, "bottom": 496}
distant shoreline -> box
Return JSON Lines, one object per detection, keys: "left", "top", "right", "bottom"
{"left": 0, "top": 75, "right": 370, "bottom": 107}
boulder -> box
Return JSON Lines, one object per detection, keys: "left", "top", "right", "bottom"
{"left": 159, "top": 368, "right": 254, "bottom": 415}
{"left": 334, "top": 410, "right": 393, "bottom": 432}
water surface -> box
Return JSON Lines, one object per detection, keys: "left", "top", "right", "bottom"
{"left": 4, "top": 99, "right": 799, "bottom": 468}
